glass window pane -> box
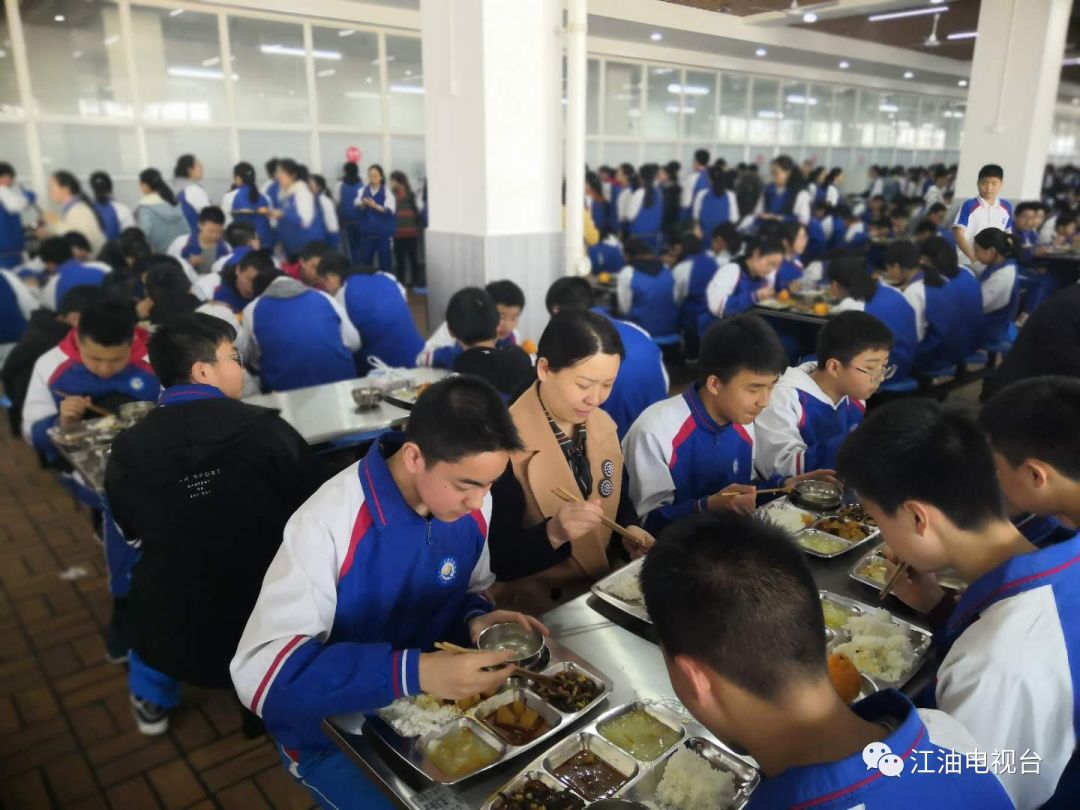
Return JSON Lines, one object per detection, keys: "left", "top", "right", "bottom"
{"left": 876, "top": 92, "right": 898, "bottom": 149}
{"left": 604, "top": 61, "right": 642, "bottom": 137}
{"left": 0, "top": 123, "right": 31, "bottom": 183}
{"left": 228, "top": 17, "right": 309, "bottom": 123}
{"left": 0, "top": 11, "right": 22, "bottom": 113}
{"left": 603, "top": 141, "right": 639, "bottom": 167}
{"left": 917, "top": 98, "right": 939, "bottom": 150}
{"left": 644, "top": 142, "right": 676, "bottom": 164}
{"left": 586, "top": 141, "right": 600, "bottom": 169}
{"left": 38, "top": 123, "right": 140, "bottom": 202}
{"left": 387, "top": 35, "right": 423, "bottom": 133}
{"left": 683, "top": 70, "right": 717, "bottom": 142}
{"left": 749, "top": 77, "right": 779, "bottom": 143}
{"left": 834, "top": 87, "right": 857, "bottom": 147}
{"left": 21, "top": 0, "right": 132, "bottom": 119}
{"left": 779, "top": 81, "right": 806, "bottom": 146}
{"left": 857, "top": 89, "right": 878, "bottom": 147}
{"left": 893, "top": 93, "right": 918, "bottom": 150}
{"left": 586, "top": 60, "right": 600, "bottom": 135}
{"left": 236, "top": 130, "right": 311, "bottom": 183}
{"left": 805, "top": 84, "right": 833, "bottom": 147}
{"left": 130, "top": 6, "right": 224, "bottom": 124}
{"left": 831, "top": 147, "right": 854, "bottom": 189}
{"left": 749, "top": 145, "right": 778, "bottom": 166}
{"left": 718, "top": 73, "right": 748, "bottom": 143}
{"left": 644, "top": 65, "right": 679, "bottom": 139}
{"left": 320, "top": 133, "right": 382, "bottom": 178}
{"left": 313, "top": 27, "right": 381, "bottom": 129}
{"left": 943, "top": 101, "right": 965, "bottom": 149}
{"left": 852, "top": 148, "right": 875, "bottom": 192}
{"left": 145, "top": 127, "right": 234, "bottom": 201}
{"left": 714, "top": 144, "right": 747, "bottom": 166}
{"left": 390, "top": 135, "right": 425, "bottom": 183}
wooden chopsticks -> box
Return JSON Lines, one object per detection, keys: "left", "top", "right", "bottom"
{"left": 878, "top": 561, "right": 909, "bottom": 602}
{"left": 433, "top": 642, "right": 561, "bottom": 687}
{"left": 551, "top": 486, "right": 652, "bottom": 550}
{"left": 53, "top": 390, "right": 116, "bottom": 419}
{"left": 717, "top": 486, "right": 792, "bottom": 497}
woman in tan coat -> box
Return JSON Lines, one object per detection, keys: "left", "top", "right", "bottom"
{"left": 488, "top": 310, "right": 654, "bottom": 615}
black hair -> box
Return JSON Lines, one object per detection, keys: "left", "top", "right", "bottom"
{"left": 980, "top": 376, "right": 1080, "bottom": 481}
{"left": 694, "top": 149, "right": 710, "bottom": 167}
{"left": 624, "top": 237, "right": 654, "bottom": 260}
{"left": 301, "top": 241, "right": 329, "bottom": 262}
{"left": 119, "top": 228, "right": 151, "bottom": 265}
{"left": 778, "top": 220, "right": 805, "bottom": 252}
{"left": 537, "top": 309, "right": 624, "bottom": 372}
{"left": 973, "top": 227, "right": 1021, "bottom": 262}
{"left": 148, "top": 313, "right": 238, "bottom": 388}
{"left": 77, "top": 298, "right": 137, "bottom": 346}
{"left": 342, "top": 162, "right": 360, "bottom": 185}
{"left": 173, "top": 154, "right": 197, "bottom": 180}
{"left": 709, "top": 163, "right": 728, "bottom": 197}
{"left": 712, "top": 222, "right": 741, "bottom": 254}
{"left": 545, "top": 276, "right": 594, "bottom": 314}
{"left": 815, "top": 310, "right": 893, "bottom": 368}
{"left": 139, "top": 168, "right": 178, "bottom": 206}
{"left": 0, "top": 162, "right": 13, "bottom": 179}
{"left": 295, "top": 164, "right": 310, "bottom": 184}
{"left": 639, "top": 164, "right": 658, "bottom": 209}
{"left": 914, "top": 220, "right": 938, "bottom": 238}
{"left": 619, "top": 163, "right": 638, "bottom": 191}
{"left": 311, "top": 173, "right": 331, "bottom": 201}
{"left": 224, "top": 221, "right": 256, "bottom": 248}
{"left": 315, "top": 251, "right": 351, "bottom": 280}
{"left": 63, "top": 231, "right": 92, "bottom": 254}
{"left": 809, "top": 166, "right": 826, "bottom": 186}
{"left": 742, "top": 234, "right": 785, "bottom": 259}
{"left": 233, "top": 161, "right": 260, "bottom": 206}
{"left": 145, "top": 261, "right": 192, "bottom": 298}
{"left": 390, "top": 170, "right": 416, "bottom": 210}
{"left": 265, "top": 158, "right": 279, "bottom": 178}
{"left": 484, "top": 280, "right": 525, "bottom": 311}
{"left": 824, "top": 167, "right": 843, "bottom": 187}
{"left": 405, "top": 375, "right": 524, "bottom": 465}
{"left": 446, "top": 287, "right": 499, "bottom": 346}
{"left": 39, "top": 236, "right": 73, "bottom": 266}
{"left": 198, "top": 206, "right": 226, "bottom": 226}
{"left": 837, "top": 400, "right": 1006, "bottom": 531}
{"left": 276, "top": 158, "right": 300, "bottom": 180}
{"left": 978, "top": 164, "right": 1004, "bottom": 181}
{"left": 585, "top": 171, "right": 604, "bottom": 199}
{"left": 699, "top": 314, "right": 787, "bottom": 385}
{"left": 52, "top": 171, "right": 107, "bottom": 233}
{"left": 641, "top": 511, "right": 826, "bottom": 699}
{"left": 368, "top": 164, "right": 386, "bottom": 185}
{"left": 1056, "top": 212, "right": 1077, "bottom": 229}
{"left": 928, "top": 203, "right": 947, "bottom": 215}
{"left": 771, "top": 155, "right": 807, "bottom": 217}
{"left": 826, "top": 255, "right": 876, "bottom": 301}
{"left": 57, "top": 285, "right": 105, "bottom": 316}
{"left": 919, "top": 235, "right": 959, "bottom": 282}
{"left": 1013, "top": 201, "right": 1039, "bottom": 216}
{"left": 250, "top": 265, "right": 283, "bottom": 298}
{"left": 883, "top": 240, "right": 919, "bottom": 271}
{"left": 681, "top": 233, "right": 703, "bottom": 256}
{"left": 664, "top": 160, "right": 680, "bottom": 181}
{"left": 89, "top": 171, "right": 113, "bottom": 205}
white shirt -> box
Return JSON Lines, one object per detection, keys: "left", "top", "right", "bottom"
{"left": 980, "top": 263, "right": 1017, "bottom": 314}
{"left": 751, "top": 188, "right": 811, "bottom": 226}
{"left": 672, "top": 258, "right": 693, "bottom": 305}
{"left": 902, "top": 279, "right": 928, "bottom": 342}
{"left": 680, "top": 169, "right": 702, "bottom": 209}
{"left": 705, "top": 262, "right": 776, "bottom": 317}
{"left": 953, "top": 196, "right": 1013, "bottom": 265}
{"left": 317, "top": 195, "right": 340, "bottom": 235}
{"left": 282, "top": 183, "right": 317, "bottom": 228}
{"left": 692, "top": 189, "right": 740, "bottom": 227}
{"left": 1, "top": 269, "right": 41, "bottom": 321}
{"left": 924, "top": 185, "right": 946, "bottom": 210}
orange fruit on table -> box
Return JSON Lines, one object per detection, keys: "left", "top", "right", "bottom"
{"left": 521, "top": 339, "right": 538, "bottom": 354}
{"left": 778, "top": 289, "right": 791, "bottom": 302}
{"left": 813, "top": 302, "right": 830, "bottom": 316}
{"left": 828, "top": 652, "right": 862, "bottom": 703}
{"left": 597, "top": 272, "right": 612, "bottom": 284}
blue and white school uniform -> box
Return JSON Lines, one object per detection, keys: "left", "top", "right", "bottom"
{"left": 41, "top": 259, "right": 109, "bottom": 311}
{"left": 591, "top": 307, "right": 667, "bottom": 439}
{"left": 168, "top": 232, "right": 229, "bottom": 270}
{"left": 0, "top": 269, "right": 40, "bottom": 342}
{"left": 704, "top": 260, "right": 775, "bottom": 328}
{"left": 0, "top": 184, "right": 34, "bottom": 269}
{"left": 624, "top": 188, "right": 664, "bottom": 254}
{"left": 774, "top": 257, "right": 803, "bottom": 293}
{"left": 754, "top": 183, "right": 812, "bottom": 226}
{"left": 353, "top": 184, "right": 396, "bottom": 272}
{"left": 417, "top": 322, "right": 520, "bottom": 370}
{"left": 587, "top": 234, "right": 625, "bottom": 275}
{"left": 623, "top": 384, "right": 783, "bottom": 534}
{"left": 978, "top": 260, "right": 1019, "bottom": 346}
{"left": 315, "top": 192, "right": 341, "bottom": 252}
{"left": 338, "top": 272, "right": 424, "bottom": 372}
{"left": 756, "top": 362, "right": 865, "bottom": 479}
{"left": 91, "top": 198, "right": 134, "bottom": 241}
{"left": 616, "top": 260, "right": 678, "bottom": 337}
{"left": 673, "top": 250, "right": 722, "bottom": 337}
{"left": 679, "top": 168, "right": 710, "bottom": 220}
{"left": 175, "top": 180, "right": 211, "bottom": 233}
{"left": 904, "top": 272, "right": 983, "bottom": 372}
{"left": 222, "top": 187, "right": 273, "bottom": 249}
{"left": 824, "top": 183, "right": 840, "bottom": 207}
{"left": 748, "top": 689, "right": 1011, "bottom": 810}
{"left": 589, "top": 197, "right": 609, "bottom": 234}
{"left": 925, "top": 531, "right": 1080, "bottom": 809}
{"left": 832, "top": 281, "right": 918, "bottom": 381}
{"left": 953, "top": 196, "right": 1013, "bottom": 266}
{"left": 230, "top": 433, "right": 495, "bottom": 761}
{"left": 692, "top": 188, "right": 739, "bottom": 242}
{"left": 238, "top": 276, "right": 360, "bottom": 393}
{"left": 843, "top": 220, "right": 868, "bottom": 249}
{"left": 277, "top": 184, "right": 327, "bottom": 259}
{"left": 608, "top": 183, "right": 626, "bottom": 232}
{"left": 336, "top": 180, "right": 365, "bottom": 262}
{"left": 262, "top": 179, "right": 281, "bottom": 210}
{"left": 805, "top": 217, "right": 828, "bottom": 262}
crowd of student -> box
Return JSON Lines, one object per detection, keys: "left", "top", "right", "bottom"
{"left": 2, "top": 149, "right": 1080, "bottom": 809}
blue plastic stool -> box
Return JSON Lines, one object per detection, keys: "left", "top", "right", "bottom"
{"left": 651, "top": 333, "right": 681, "bottom": 348}
{"left": 918, "top": 366, "right": 957, "bottom": 379}
{"left": 880, "top": 376, "right": 918, "bottom": 394}
{"left": 965, "top": 351, "right": 989, "bottom": 366}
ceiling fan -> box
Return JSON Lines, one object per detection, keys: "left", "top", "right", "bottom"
{"left": 923, "top": 12, "right": 944, "bottom": 47}
{"left": 752, "top": 0, "right": 841, "bottom": 19}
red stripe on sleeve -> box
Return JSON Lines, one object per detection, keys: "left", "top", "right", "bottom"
{"left": 249, "top": 634, "right": 305, "bottom": 713}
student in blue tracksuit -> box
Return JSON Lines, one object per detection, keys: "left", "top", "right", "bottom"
{"left": 640, "top": 512, "right": 1013, "bottom": 810}
{"left": 679, "top": 149, "right": 711, "bottom": 220}
{"left": 972, "top": 227, "right": 1021, "bottom": 347}
{"left": 169, "top": 206, "right": 228, "bottom": 273}
{"left": 587, "top": 227, "right": 625, "bottom": 275}
{"left": 222, "top": 162, "right": 273, "bottom": 250}
{"left": 237, "top": 270, "right": 359, "bottom": 393}
{"left": 0, "top": 267, "right": 39, "bottom": 343}
{"left": 832, "top": 250, "right": 918, "bottom": 382}
{"left": 213, "top": 249, "right": 271, "bottom": 315}
{"left": 232, "top": 377, "right": 545, "bottom": 810}
{"left": 612, "top": 163, "right": 635, "bottom": 234}
{"left": 545, "top": 277, "right": 668, "bottom": 439}
{"left": 308, "top": 174, "right": 341, "bottom": 252}
{"left": 673, "top": 224, "right": 740, "bottom": 351}
{"left": 805, "top": 203, "right": 829, "bottom": 263}
{"left": 315, "top": 252, "right": 423, "bottom": 373}
{"left": 616, "top": 238, "right": 678, "bottom": 338}
{"left": 772, "top": 221, "right": 806, "bottom": 293}
{"left": 624, "top": 164, "right": 664, "bottom": 254}
{"left": 0, "top": 162, "right": 36, "bottom": 269}
{"left": 39, "top": 237, "right": 108, "bottom": 311}
{"left": 839, "top": 401, "right": 1080, "bottom": 810}
{"left": 88, "top": 172, "right": 134, "bottom": 242}
{"left": 624, "top": 315, "right": 835, "bottom": 534}
{"left": 352, "top": 164, "right": 396, "bottom": 273}
{"left": 272, "top": 159, "right": 327, "bottom": 261}
{"left": 173, "top": 154, "right": 210, "bottom": 234}
{"left": 754, "top": 155, "right": 812, "bottom": 227}
{"left": 757, "top": 311, "right": 891, "bottom": 479}
{"left": 416, "top": 287, "right": 498, "bottom": 370}
{"left": 702, "top": 235, "right": 784, "bottom": 334}
{"left": 586, "top": 172, "right": 609, "bottom": 235}
{"left": 262, "top": 158, "right": 281, "bottom": 211}
{"left": 692, "top": 164, "right": 740, "bottom": 242}
{"left": 904, "top": 236, "right": 982, "bottom": 373}
{"left": 928, "top": 236, "right": 984, "bottom": 360}
{"left": 336, "top": 162, "right": 365, "bottom": 261}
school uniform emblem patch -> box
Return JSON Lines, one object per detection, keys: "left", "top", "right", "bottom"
{"left": 130, "top": 378, "right": 145, "bottom": 391}
{"left": 437, "top": 557, "right": 458, "bottom": 586}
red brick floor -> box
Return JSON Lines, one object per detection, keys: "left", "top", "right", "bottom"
{"left": 0, "top": 428, "right": 318, "bottom": 810}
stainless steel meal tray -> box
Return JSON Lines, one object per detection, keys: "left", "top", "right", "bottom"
{"left": 590, "top": 558, "right": 650, "bottom": 625}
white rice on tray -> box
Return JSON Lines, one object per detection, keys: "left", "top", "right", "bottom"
{"left": 376, "top": 694, "right": 462, "bottom": 737}
{"left": 605, "top": 572, "right": 644, "bottom": 604}
{"left": 654, "top": 746, "right": 737, "bottom": 810}
{"left": 763, "top": 505, "right": 812, "bottom": 535}
{"left": 833, "top": 608, "right": 915, "bottom": 684}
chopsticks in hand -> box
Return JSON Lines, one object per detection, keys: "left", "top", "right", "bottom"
{"left": 433, "top": 642, "right": 560, "bottom": 686}
{"left": 551, "top": 486, "right": 652, "bottom": 550}
{"left": 53, "top": 390, "right": 116, "bottom": 419}
{"left": 717, "top": 486, "right": 792, "bottom": 497}
{"left": 878, "top": 561, "right": 910, "bottom": 602}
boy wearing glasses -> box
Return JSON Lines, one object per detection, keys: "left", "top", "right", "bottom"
{"left": 757, "top": 311, "right": 893, "bottom": 478}
{"left": 105, "top": 313, "right": 318, "bottom": 735}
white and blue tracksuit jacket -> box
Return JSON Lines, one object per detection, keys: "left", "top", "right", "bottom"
{"left": 592, "top": 307, "right": 668, "bottom": 440}
{"left": 338, "top": 272, "right": 424, "bottom": 372}
{"left": 176, "top": 181, "right": 211, "bottom": 233}
{"left": 231, "top": 434, "right": 496, "bottom": 753}
{"left": 41, "top": 259, "right": 108, "bottom": 311}
{"left": 0, "top": 269, "right": 40, "bottom": 342}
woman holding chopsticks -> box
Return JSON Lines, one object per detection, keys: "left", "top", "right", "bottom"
{"left": 488, "top": 310, "right": 655, "bottom": 615}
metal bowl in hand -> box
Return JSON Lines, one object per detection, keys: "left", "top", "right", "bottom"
{"left": 476, "top": 623, "right": 545, "bottom": 666}
{"left": 792, "top": 479, "right": 843, "bottom": 511}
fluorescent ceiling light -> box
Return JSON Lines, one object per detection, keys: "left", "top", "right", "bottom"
{"left": 169, "top": 9, "right": 184, "bottom": 17}
{"left": 869, "top": 6, "right": 947, "bottom": 22}
{"left": 838, "top": 60, "right": 850, "bottom": 69}
{"left": 650, "top": 32, "right": 662, "bottom": 41}
{"left": 757, "top": 110, "right": 782, "bottom": 119}
{"left": 665, "top": 104, "right": 696, "bottom": 114}
{"left": 389, "top": 84, "right": 424, "bottom": 95}
{"left": 879, "top": 103, "right": 899, "bottom": 112}
{"left": 803, "top": 12, "right": 818, "bottom": 23}
{"left": 104, "top": 35, "right": 119, "bottom": 46}
{"left": 667, "top": 83, "right": 709, "bottom": 96}
{"left": 338, "top": 30, "right": 356, "bottom": 37}
{"left": 958, "top": 79, "right": 968, "bottom": 86}
{"left": 903, "top": 71, "right": 914, "bottom": 79}
{"left": 202, "top": 56, "right": 220, "bottom": 67}
{"left": 54, "top": 14, "right": 65, "bottom": 22}
{"left": 168, "top": 66, "right": 237, "bottom": 80}
{"left": 260, "top": 44, "right": 342, "bottom": 60}
{"left": 947, "top": 31, "right": 976, "bottom": 40}
{"left": 786, "top": 95, "right": 819, "bottom": 105}
{"left": 755, "top": 48, "right": 767, "bottom": 57}
{"left": 317, "top": 68, "right": 336, "bottom": 78}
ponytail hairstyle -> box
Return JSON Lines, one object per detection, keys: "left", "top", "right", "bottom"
{"left": 585, "top": 171, "right": 604, "bottom": 200}
{"left": 174, "top": 153, "right": 197, "bottom": 180}
{"left": 639, "top": 163, "right": 658, "bottom": 209}
{"left": 712, "top": 222, "right": 741, "bottom": 256}
{"left": 390, "top": 170, "right": 415, "bottom": 209}
{"left": 809, "top": 166, "right": 826, "bottom": 187}
{"left": 771, "top": 154, "right": 807, "bottom": 217}
{"left": 973, "top": 227, "right": 1021, "bottom": 263}
{"left": 89, "top": 171, "right": 113, "bottom": 205}
{"left": 824, "top": 167, "right": 844, "bottom": 188}
{"left": 52, "top": 171, "right": 107, "bottom": 233}
{"left": 295, "top": 164, "right": 311, "bottom": 184}
{"left": 139, "top": 168, "right": 178, "bottom": 206}
{"left": 709, "top": 163, "right": 728, "bottom": 197}
{"left": 312, "top": 173, "right": 333, "bottom": 202}
{"left": 233, "top": 161, "right": 260, "bottom": 205}
{"left": 919, "top": 235, "right": 959, "bottom": 281}
{"left": 619, "top": 162, "right": 639, "bottom": 191}
{"left": 342, "top": 162, "right": 360, "bottom": 185}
